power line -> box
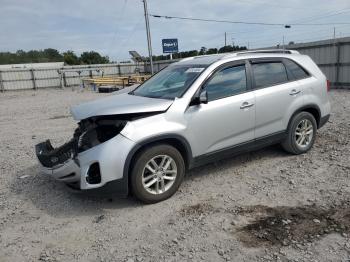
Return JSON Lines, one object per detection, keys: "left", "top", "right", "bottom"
{"left": 236, "top": 25, "right": 350, "bottom": 42}
{"left": 108, "top": 0, "right": 128, "bottom": 55}
{"left": 290, "top": 8, "right": 349, "bottom": 23}
{"left": 150, "top": 14, "right": 350, "bottom": 27}
{"left": 114, "top": 17, "right": 143, "bottom": 60}
{"left": 150, "top": 14, "right": 285, "bottom": 26}
{"left": 241, "top": 0, "right": 307, "bottom": 10}
{"left": 241, "top": 33, "right": 350, "bottom": 49}
{"left": 289, "top": 8, "right": 350, "bottom": 24}
{"left": 223, "top": 10, "right": 350, "bottom": 37}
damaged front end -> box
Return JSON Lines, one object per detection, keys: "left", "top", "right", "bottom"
{"left": 35, "top": 90, "right": 173, "bottom": 192}
{"left": 35, "top": 115, "right": 128, "bottom": 186}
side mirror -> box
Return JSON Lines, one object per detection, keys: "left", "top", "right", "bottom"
{"left": 190, "top": 89, "right": 208, "bottom": 106}
{"left": 199, "top": 90, "right": 208, "bottom": 104}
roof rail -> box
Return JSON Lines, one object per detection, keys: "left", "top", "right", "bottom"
{"left": 179, "top": 57, "right": 195, "bottom": 62}
{"left": 235, "top": 49, "right": 300, "bottom": 55}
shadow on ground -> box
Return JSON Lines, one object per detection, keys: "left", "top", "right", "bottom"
{"left": 10, "top": 144, "right": 289, "bottom": 217}
{"left": 10, "top": 165, "right": 139, "bottom": 217}
{"left": 187, "top": 144, "right": 289, "bottom": 178}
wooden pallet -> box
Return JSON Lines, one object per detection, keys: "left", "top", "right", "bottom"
{"left": 83, "top": 75, "right": 151, "bottom": 88}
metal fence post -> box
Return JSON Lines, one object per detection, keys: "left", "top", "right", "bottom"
{"left": 89, "top": 66, "right": 93, "bottom": 78}
{"left": 63, "top": 72, "right": 67, "bottom": 88}
{"left": 117, "top": 64, "right": 121, "bottom": 76}
{"left": 58, "top": 70, "right": 64, "bottom": 89}
{"left": 335, "top": 42, "right": 341, "bottom": 88}
{"left": 30, "top": 69, "right": 37, "bottom": 90}
{"left": 0, "top": 71, "right": 4, "bottom": 92}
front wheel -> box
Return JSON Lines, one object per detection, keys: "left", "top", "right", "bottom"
{"left": 130, "top": 144, "right": 185, "bottom": 204}
{"left": 282, "top": 112, "right": 317, "bottom": 155}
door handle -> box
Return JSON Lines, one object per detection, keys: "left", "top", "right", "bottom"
{"left": 240, "top": 102, "right": 254, "bottom": 109}
{"left": 289, "top": 89, "right": 301, "bottom": 96}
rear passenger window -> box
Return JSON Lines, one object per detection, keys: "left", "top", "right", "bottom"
{"left": 284, "top": 59, "right": 309, "bottom": 80}
{"left": 252, "top": 62, "right": 288, "bottom": 88}
{"left": 204, "top": 65, "right": 247, "bottom": 101}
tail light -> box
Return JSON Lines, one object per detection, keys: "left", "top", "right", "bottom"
{"left": 326, "top": 80, "right": 331, "bottom": 92}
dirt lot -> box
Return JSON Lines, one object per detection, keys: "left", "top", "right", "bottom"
{"left": 0, "top": 89, "right": 349, "bottom": 262}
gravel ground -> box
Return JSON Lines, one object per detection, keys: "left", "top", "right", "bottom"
{"left": 0, "top": 88, "right": 349, "bottom": 262}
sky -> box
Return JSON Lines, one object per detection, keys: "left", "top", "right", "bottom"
{"left": 1, "top": 0, "right": 350, "bottom": 61}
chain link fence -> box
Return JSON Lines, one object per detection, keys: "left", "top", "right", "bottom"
{"left": 0, "top": 63, "right": 145, "bottom": 91}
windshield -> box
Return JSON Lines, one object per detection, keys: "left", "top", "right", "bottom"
{"left": 132, "top": 64, "right": 207, "bottom": 99}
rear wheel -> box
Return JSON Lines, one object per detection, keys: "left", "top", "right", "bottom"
{"left": 130, "top": 144, "right": 185, "bottom": 204}
{"left": 282, "top": 112, "right": 317, "bottom": 154}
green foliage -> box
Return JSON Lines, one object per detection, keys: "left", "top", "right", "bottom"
{"left": 0, "top": 44, "right": 247, "bottom": 65}
{"left": 218, "top": 45, "right": 247, "bottom": 53}
{"left": 206, "top": 48, "right": 218, "bottom": 54}
{"left": 172, "top": 50, "right": 199, "bottom": 59}
{"left": 0, "top": 49, "right": 109, "bottom": 65}
{"left": 63, "top": 50, "right": 79, "bottom": 65}
{"left": 43, "top": 48, "right": 63, "bottom": 61}
{"left": 80, "top": 51, "right": 109, "bottom": 65}
{"left": 0, "top": 49, "right": 64, "bottom": 64}
{"left": 198, "top": 46, "right": 207, "bottom": 55}
{"left": 152, "top": 44, "right": 247, "bottom": 61}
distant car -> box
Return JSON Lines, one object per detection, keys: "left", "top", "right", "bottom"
{"left": 36, "top": 50, "right": 331, "bottom": 203}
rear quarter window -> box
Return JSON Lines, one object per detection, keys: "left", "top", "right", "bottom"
{"left": 284, "top": 59, "right": 310, "bottom": 80}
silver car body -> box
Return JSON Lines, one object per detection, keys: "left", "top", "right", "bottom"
{"left": 36, "top": 50, "right": 331, "bottom": 193}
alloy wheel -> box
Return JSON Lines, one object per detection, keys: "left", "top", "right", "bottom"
{"left": 141, "top": 155, "right": 177, "bottom": 195}
{"left": 295, "top": 119, "right": 314, "bottom": 148}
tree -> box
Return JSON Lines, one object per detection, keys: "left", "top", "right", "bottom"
{"left": 198, "top": 47, "right": 207, "bottom": 55}
{"left": 218, "top": 45, "right": 234, "bottom": 53}
{"left": 0, "top": 43, "right": 248, "bottom": 65}
{"left": 206, "top": 48, "right": 218, "bottom": 54}
{"left": 80, "top": 51, "right": 109, "bottom": 64}
{"left": 43, "top": 48, "right": 63, "bottom": 62}
{"left": 63, "top": 50, "right": 79, "bottom": 65}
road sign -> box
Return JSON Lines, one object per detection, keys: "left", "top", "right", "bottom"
{"left": 162, "top": 39, "right": 179, "bottom": 53}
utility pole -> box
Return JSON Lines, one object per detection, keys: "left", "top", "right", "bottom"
{"left": 142, "top": 0, "right": 154, "bottom": 74}
{"left": 333, "top": 27, "right": 336, "bottom": 41}
{"left": 225, "top": 32, "right": 227, "bottom": 46}
{"left": 282, "top": 35, "right": 285, "bottom": 51}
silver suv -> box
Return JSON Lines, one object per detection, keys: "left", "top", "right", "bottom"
{"left": 36, "top": 50, "right": 331, "bottom": 203}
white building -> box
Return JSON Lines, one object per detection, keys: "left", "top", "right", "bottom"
{"left": 0, "top": 62, "right": 64, "bottom": 70}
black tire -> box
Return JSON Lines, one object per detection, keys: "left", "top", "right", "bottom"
{"left": 282, "top": 112, "right": 317, "bottom": 155}
{"left": 130, "top": 144, "right": 185, "bottom": 204}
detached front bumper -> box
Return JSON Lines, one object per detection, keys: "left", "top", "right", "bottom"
{"left": 36, "top": 140, "right": 81, "bottom": 183}
{"left": 35, "top": 134, "right": 136, "bottom": 192}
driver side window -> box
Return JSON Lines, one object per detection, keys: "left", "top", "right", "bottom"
{"left": 204, "top": 65, "right": 247, "bottom": 101}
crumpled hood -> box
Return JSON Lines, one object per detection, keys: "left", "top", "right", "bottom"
{"left": 70, "top": 93, "right": 173, "bottom": 120}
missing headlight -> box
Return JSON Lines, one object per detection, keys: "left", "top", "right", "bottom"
{"left": 77, "top": 118, "right": 127, "bottom": 152}
{"left": 95, "top": 124, "right": 123, "bottom": 143}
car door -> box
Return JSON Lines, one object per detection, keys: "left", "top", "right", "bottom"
{"left": 251, "top": 58, "right": 304, "bottom": 139}
{"left": 185, "top": 61, "right": 256, "bottom": 157}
